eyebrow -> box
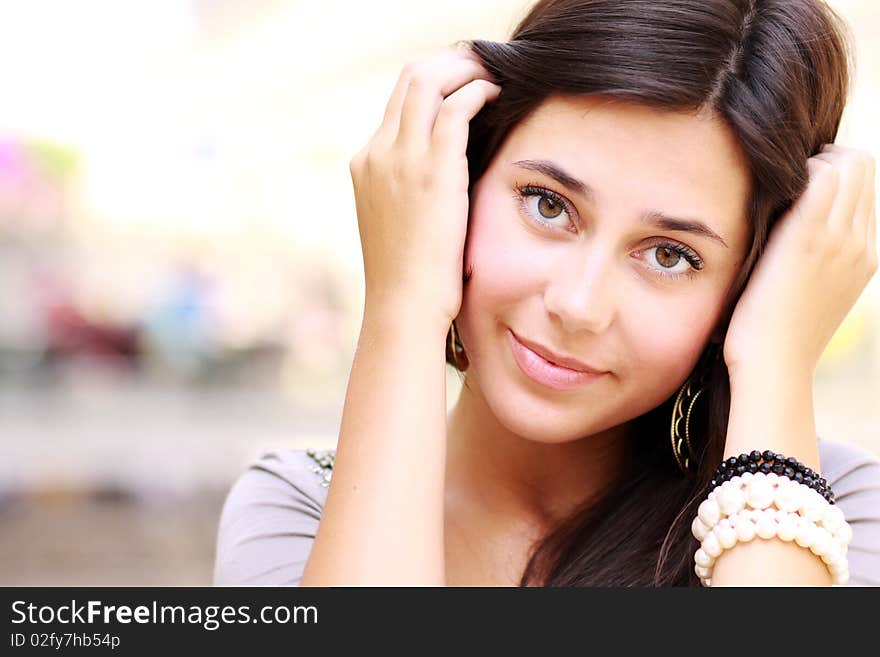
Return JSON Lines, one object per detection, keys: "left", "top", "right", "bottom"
{"left": 512, "top": 159, "right": 729, "bottom": 248}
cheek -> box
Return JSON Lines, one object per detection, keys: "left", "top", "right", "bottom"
{"left": 455, "top": 186, "right": 534, "bottom": 361}
{"left": 623, "top": 295, "right": 721, "bottom": 395}
{"left": 633, "top": 323, "right": 702, "bottom": 371}
{"left": 462, "top": 189, "right": 535, "bottom": 305}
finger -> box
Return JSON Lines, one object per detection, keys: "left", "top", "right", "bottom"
{"left": 372, "top": 67, "right": 417, "bottom": 149}
{"left": 797, "top": 157, "right": 839, "bottom": 231}
{"left": 431, "top": 79, "right": 502, "bottom": 161}
{"left": 812, "top": 151, "right": 861, "bottom": 234}
{"left": 397, "top": 52, "right": 498, "bottom": 150}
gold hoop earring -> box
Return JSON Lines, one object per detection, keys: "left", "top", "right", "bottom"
{"left": 449, "top": 320, "right": 466, "bottom": 370}
{"left": 670, "top": 378, "right": 705, "bottom": 476}
{"left": 669, "top": 342, "right": 721, "bottom": 475}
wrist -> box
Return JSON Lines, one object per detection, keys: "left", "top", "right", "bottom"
{"left": 363, "top": 296, "right": 453, "bottom": 344}
{"left": 724, "top": 360, "right": 820, "bottom": 473}
{"left": 726, "top": 356, "right": 816, "bottom": 389}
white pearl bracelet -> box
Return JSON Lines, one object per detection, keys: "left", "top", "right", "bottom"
{"left": 690, "top": 472, "right": 852, "bottom": 586}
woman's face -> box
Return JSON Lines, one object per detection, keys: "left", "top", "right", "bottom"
{"left": 456, "top": 94, "right": 752, "bottom": 443}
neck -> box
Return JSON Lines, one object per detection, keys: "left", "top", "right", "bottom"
{"left": 445, "top": 372, "right": 636, "bottom": 532}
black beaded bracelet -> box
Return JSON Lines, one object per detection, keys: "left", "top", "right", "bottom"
{"left": 708, "top": 450, "right": 835, "bottom": 504}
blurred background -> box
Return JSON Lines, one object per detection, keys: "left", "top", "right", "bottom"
{"left": 0, "top": 0, "right": 877, "bottom": 585}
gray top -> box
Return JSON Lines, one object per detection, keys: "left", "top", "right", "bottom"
{"left": 213, "top": 437, "right": 880, "bottom": 586}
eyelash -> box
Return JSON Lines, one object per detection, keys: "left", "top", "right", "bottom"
{"left": 512, "top": 182, "right": 704, "bottom": 281}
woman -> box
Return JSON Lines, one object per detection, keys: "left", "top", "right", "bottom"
{"left": 213, "top": 0, "right": 880, "bottom": 586}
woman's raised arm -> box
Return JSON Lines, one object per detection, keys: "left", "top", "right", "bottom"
{"left": 299, "top": 48, "right": 501, "bottom": 585}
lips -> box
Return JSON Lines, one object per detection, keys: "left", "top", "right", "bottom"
{"left": 508, "top": 329, "right": 607, "bottom": 391}
{"left": 510, "top": 331, "right": 605, "bottom": 374}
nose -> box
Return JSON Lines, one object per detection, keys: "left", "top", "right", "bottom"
{"left": 543, "top": 247, "right": 616, "bottom": 335}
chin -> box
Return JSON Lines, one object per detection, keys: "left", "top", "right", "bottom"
{"left": 470, "top": 356, "right": 620, "bottom": 445}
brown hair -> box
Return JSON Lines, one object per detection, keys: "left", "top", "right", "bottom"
{"left": 444, "top": 0, "right": 854, "bottom": 586}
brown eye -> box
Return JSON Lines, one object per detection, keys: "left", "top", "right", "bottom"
{"left": 654, "top": 246, "right": 681, "bottom": 268}
{"left": 537, "top": 196, "right": 564, "bottom": 219}
{"left": 516, "top": 184, "right": 576, "bottom": 233}
{"left": 642, "top": 242, "right": 703, "bottom": 280}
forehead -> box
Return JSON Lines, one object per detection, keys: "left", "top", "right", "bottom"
{"left": 496, "top": 94, "right": 752, "bottom": 248}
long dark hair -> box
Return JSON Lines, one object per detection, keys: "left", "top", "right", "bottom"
{"left": 444, "top": 0, "right": 854, "bottom": 586}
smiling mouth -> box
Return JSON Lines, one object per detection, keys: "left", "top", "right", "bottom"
{"left": 508, "top": 329, "right": 607, "bottom": 391}
{"left": 511, "top": 333, "right": 605, "bottom": 374}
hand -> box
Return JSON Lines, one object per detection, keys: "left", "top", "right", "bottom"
{"left": 724, "top": 144, "right": 877, "bottom": 376}
{"left": 349, "top": 47, "right": 501, "bottom": 329}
